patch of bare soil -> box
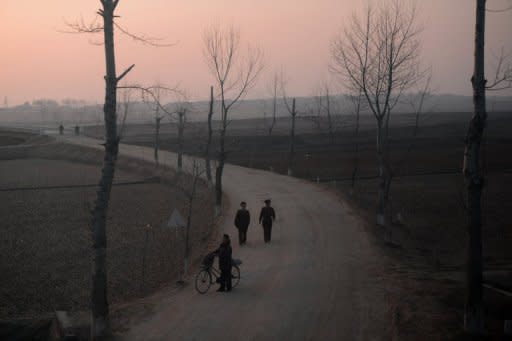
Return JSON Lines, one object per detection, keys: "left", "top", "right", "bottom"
{"left": 0, "top": 148, "right": 214, "bottom": 320}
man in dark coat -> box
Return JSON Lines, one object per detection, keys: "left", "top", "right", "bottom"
{"left": 214, "top": 234, "right": 232, "bottom": 292}
{"left": 234, "top": 201, "right": 250, "bottom": 245}
{"left": 259, "top": 199, "right": 276, "bottom": 243}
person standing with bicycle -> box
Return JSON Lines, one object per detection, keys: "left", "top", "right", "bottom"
{"left": 234, "top": 201, "right": 251, "bottom": 245}
{"left": 214, "top": 234, "right": 232, "bottom": 292}
{"left": 259, "top": 199, "right": 276, "bottom": 243}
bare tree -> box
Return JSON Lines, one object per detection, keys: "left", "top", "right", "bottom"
{"left": 314, "top": 82, "right": 337, "bottom": 145}
{"left": 74, "top": 1, "right": 134, "bottom": 337}
{"left": 280, "top": 76, "right": 298, "bottom": 176}
{"left": 463, "top": 0, "right": 512, "bottom": 334}
{"left": 331, "top": 1, "right": 423, "bottom": 227}
{"left": 324, "top": 86, "right": 335, "bottom": 145}
{"left": 267, "top": 72, "right": 279, "bottom": 136}
{"left": 408, "top": 72, "right": 432, "bottom": 139}
{"left": 142, "top": 86, "right": 164, "bottom": 166}
{"left": 387, "top": 72, "right": 434, "bottom": 177}
{"left": 305, "top": 98, "right": 323, "bottom": 132}
{"left": 349, "top": 91, "right": 363, "bottom": 189}
{"left": 203, "top": 24, "right": 263, "bottom": 214}
{"left": 204, "top": 86, "right": 214, "bottom": 183}
{"left": 463, "top": 1, "right": 487, "bottom": 333}
{"left": 64, "top": 2, "right": 170, "bottom": 337}
{"left": 175, "top": 160, "right": 206, "bottom": 277}
{"left": 117, "top": 89, "right": 133, "bottom": 140}
{"left": 176, "top": 105, "right": 188, "bottom": 172}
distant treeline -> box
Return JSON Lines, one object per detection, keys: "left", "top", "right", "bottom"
{"left": 0, "top": 94, "right": 511, "bottom": 125}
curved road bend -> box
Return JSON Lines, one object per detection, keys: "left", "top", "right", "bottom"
{"left": 63, "top": 136, "right": 387, "bottom": 340}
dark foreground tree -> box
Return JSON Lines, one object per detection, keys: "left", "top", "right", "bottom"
{"left": 463, "top": 1, "right": 512, "bottom": 334}
{"left": 464, "top": 0, "right": 487, "bottom": 333}
{"left": 65, "top": 1, "right": 172, "bottom": 338}
{"left": 91, "top": 1, "right": 127, "bottom": 337}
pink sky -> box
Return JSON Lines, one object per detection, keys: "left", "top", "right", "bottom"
{"left": 1, "top": 0, "right": 511, "bottom": 105}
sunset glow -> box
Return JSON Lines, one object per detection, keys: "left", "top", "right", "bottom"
{"left": 1, "top": 0, "right": 511, "bottom": 104}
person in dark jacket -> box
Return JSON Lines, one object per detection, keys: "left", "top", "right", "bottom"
{"left": 214, "top": 234, "right": 232, "bottom": 292}
{"left": 259, "top": 199, "right": 276, "bottom": 243}
{"left": 234, "top": 201, "right": 251, "bottom": 245}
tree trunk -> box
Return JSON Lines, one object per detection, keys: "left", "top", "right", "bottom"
{"left": 376, "top": 118, "right": 387, "bottom": 226}
{"left": 215, "top": 102, "right": 227, "bottom": 215}
{"left": 177, "top": 110, "right": 185, "bottom": 171}
{"left": 288, "top": 98, "right": 296, "bottom": 176}
{"left": 463, "top": 0, "right": 486, "bottom": 334}
{"left": 91, "top": 1, "right": 119, "bottom": 338}
{"left": 215, "top": 162, "right": 224, "bottom": 216}
{"left": 205, "top": 86, "right": 214, "bottom": 182}
{"left": 154, "top": 115, "right": 161, "bottom": 166}
{"left": 269, "top": 79, "right": 277, "bottom": 136}
{"left": 326, "top": 89, "right": 335, "bottom": 145}
{"left": 184, "top": 173, "right": 199, "bottom": 276}
{"left": 351, "top": 95, "right": 361, "bottom": 189}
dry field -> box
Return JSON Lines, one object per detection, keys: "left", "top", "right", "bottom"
{"left": 0, "top": 135, "right": 215, "bottom": 321}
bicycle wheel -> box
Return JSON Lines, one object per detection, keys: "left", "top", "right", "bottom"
{"left": 195, "top": 269, "right": 212, "bottom": 294}
{"left": 231, "top": 265, "right": 240, "bottom": 288}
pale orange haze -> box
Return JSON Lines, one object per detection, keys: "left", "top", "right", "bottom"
{"left": 1, "top": 0, "right": 511, "bottom": 105}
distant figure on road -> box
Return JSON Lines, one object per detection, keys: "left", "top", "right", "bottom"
{"left": 74, "top": 125, "right": 80, "bottom": 135}
{"left": 234, "top": 201, "right": 250, "bottom": 245}
{"left": 58, "top": 124, "right": 64, "bottom": 135}
{"left": 259, "top": 199, "right": 276, "bottom": 243}
{"left": 214, "top": 234, "right": 232, "bottom": 292}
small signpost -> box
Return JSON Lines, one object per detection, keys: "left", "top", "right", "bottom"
{"left": 167, "top": 208, "right": 186, "bottom": 230}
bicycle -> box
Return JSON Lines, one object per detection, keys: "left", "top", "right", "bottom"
{"left": 195, "top": 253, "right": 241, "bottom": 294}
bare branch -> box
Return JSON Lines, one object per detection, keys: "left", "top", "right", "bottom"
{"left": 486, "top": 47, "right": 512, "bottom": 90}
{"left": 113, "top": 22, "right": 177, "bottom": 47}
{"left": 487, "top": 4, "right": 512, "bottom": 12}
{"left": 60, "top": 15, "right": 103, "bottom": 34}
{"left": 118, "top": 84, "right": 182, "bottom": 117}
{"left": 117, "top": 64, "right": 135, "bottom": 82}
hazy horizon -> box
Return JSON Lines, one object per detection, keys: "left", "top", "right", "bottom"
{"left": 1, "top": 0, "right": 511, "bottom": 106}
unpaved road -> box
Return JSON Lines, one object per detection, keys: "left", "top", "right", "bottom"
{"left": 63, "top": 136, "right": 387, "bottom": 340}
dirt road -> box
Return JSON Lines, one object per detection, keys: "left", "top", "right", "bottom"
{"left": 63, "top": 136, "right": 386, "bottom": 340}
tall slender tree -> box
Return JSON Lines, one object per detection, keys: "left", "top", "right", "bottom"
{"left": 268, "top": 72, "right": 279, "bottom": 136}
{"left": 280, "top": 75, "right": 298, "bottom": 176}
{"left": 65, "top": 2, "right": 171, "bottom": 337}
{"left": 203, "top": 24, "right": 263, "bottom": 214}
{"left": 331, "top": 1, "right": 423, "bottom": 227}
{"left": 205, "top": 86, "right": 214, "bottom": 183}
{"left": 92, "top": 1, "right": 132, "bottom": 337}
{"left": 286, "top": 98, "right": 297, "bottom": 176}
{"left": 177, "top": 107, "right": 187, "bottom": 171}
{"left": 463, "top": 0, "right": 487, "bottom": 334}
{"left": 350, "top": 91, "right": 363, "bottom": 189}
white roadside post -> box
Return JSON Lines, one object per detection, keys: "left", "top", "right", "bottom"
{"left": 167, "top": 208, "right": 187, "bottom": 284}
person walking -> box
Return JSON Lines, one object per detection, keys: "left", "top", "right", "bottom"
{"left": 214, "top": 234, "right": 232, "bottom": 292}
{"left": 234, "top": 201, "right": 250, "bottom": 245}
{"left": 259, "top": 199, "right": 276, "bottom": 243}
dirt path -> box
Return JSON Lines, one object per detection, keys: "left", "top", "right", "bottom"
{"left": 62, "top": 136, "right": 387, "bottom": 340}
